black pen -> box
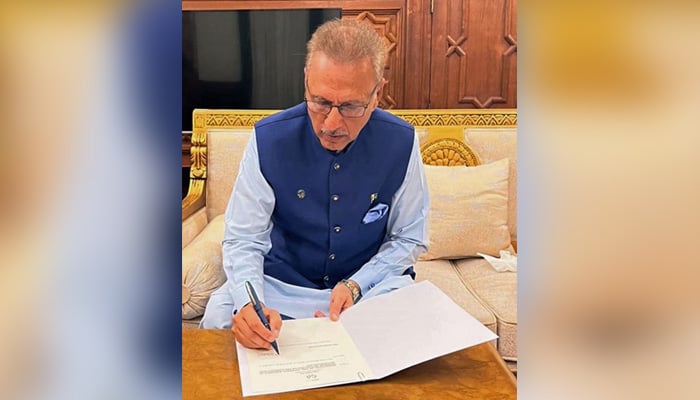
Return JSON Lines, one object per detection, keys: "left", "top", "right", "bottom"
{"left": 244, "top": 281, "right": 279, "bottom": 354}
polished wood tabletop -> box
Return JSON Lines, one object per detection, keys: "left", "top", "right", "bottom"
{"left": 183, "top": 329, "right": 516, "bottom": 399}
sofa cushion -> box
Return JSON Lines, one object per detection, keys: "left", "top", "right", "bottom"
{"left": 182, "top": 214, "right": 226, "bottom": 320}
{"left": 414, "top": 260, "right": 497, "bottom": 334}
{"left": 206, "top": 129, "right": 252, "bottom": 222}
{"left": 419, "top": 158, "right": 511, "bottom": 260}
{"left": 463, "top": 127, "right": 517, "bottom": 242}
{"left": 453, "top": 257, "right": 517, "bottom": 361}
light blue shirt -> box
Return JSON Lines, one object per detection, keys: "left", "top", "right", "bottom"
{"left": 222, "top": 128, "right": 429, "bottom": 319}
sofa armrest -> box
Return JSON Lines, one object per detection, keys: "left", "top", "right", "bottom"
{"left": 183, "top": 122, "right": 207, "bottom": 222}
{"left": 182, "top": 176, "right": 205, "bottom": 220}
{"left": 182, "top": 207, "right": 208, "bottom": 249}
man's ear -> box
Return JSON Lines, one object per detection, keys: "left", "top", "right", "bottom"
{"left": 374, "top": 78, "right": 387, "bottom": 107}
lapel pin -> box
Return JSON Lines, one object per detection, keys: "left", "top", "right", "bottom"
{"left": 297, "top": 189, "right": 306, "bottom": 199}
{"left": 370, "top": 192, "right": 378, "bottom": 204}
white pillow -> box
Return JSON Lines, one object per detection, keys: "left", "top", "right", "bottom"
{"left": 182, "top": 214, "right": 226, "bottom": 319}
{"left": 420, "top": 158, "right": 511, "bottom": 260}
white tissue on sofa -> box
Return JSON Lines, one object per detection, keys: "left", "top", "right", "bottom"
{"left": 477, "top": 250, "right": 517, "bottom": 272}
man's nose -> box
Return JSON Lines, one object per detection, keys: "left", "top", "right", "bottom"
{"left": 323, "top": 107, "right": 344, "bottom": 131}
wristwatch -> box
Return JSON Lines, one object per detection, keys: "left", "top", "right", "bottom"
{"left": 340, "top": 279, "right": 362, "bottom": 304}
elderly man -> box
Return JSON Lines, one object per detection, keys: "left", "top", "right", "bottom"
{"left": 201, "top": 19, "right": 429, "bottom": 352}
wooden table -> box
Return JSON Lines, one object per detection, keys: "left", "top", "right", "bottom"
{"left": 183, "top": 329, "right": 516, "bottom": 399}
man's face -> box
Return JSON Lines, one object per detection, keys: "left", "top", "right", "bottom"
{"left": 304, "top": 52, "right": 382, "bottom": 152}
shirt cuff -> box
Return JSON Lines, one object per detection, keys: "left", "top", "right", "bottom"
{"left": 349, "top": 264, "right": 379, "bottom": 295}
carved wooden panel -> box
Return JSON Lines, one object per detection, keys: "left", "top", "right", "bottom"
{"left": 182, "top": 0, "right": 517, "bottom": 112}
{"left": 429, "top": 0, "right": 517, "bottom": 108}
{"left": 403, "top": 0, "right": 431, "bottom": 108}
{"left": 342, "top": 8, "right": 404, "bottom": 109}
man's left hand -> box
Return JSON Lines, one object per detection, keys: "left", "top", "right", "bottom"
{"left": 314, "top": 282, "right": 354, "bottom": 321}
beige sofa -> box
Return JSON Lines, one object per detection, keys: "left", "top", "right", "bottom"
{"left": 182, "top": 108, "right": 518, "bottom": 371}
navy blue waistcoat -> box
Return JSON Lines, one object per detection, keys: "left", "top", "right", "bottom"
{"left": 255, "top": 103, "right": 414, "bottom": 289}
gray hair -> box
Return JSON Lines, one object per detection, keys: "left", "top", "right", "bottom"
{"left": 305, "top": 19, "right": 386, "bottom": 83}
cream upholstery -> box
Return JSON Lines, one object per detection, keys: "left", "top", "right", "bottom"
{"left": 181, "top": 108, "right": 518, "bottom": 370}
{"left": 454, "top": 257, "right": 517, "bottom": 361}
{"left": 414, "top": 260, "right": 497, "bottom": 333}
{"left": 464, "top": 127, "right": 518, "bottom": 241}
{"left": 182, "top": 207, "right": 208, "bottom": 249}
{"left": 420, "top": 159, "right": 511, "bottom": 260}
{"left": 182, "top": 215, "right": 227, "bottom": 320}
{"left": 205, "top": 129, "right": 252, "bottom": 222}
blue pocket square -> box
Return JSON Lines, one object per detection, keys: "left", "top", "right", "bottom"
{"left": 362, "top": 203, "right": 389, "bottom": 224}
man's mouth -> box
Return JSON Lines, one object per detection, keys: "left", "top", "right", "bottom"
{"left": 323, "top": 130, "right": 346, "bottom": 138}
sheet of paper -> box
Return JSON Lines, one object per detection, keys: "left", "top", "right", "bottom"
{"left": 237, "top": 318, "right": 373, "bottom": 396}
{"left": 339, "top": 280, "right": 498, "bottom": 378}
{"left": 236, "top": 280, "right": 498, "bottom": 396}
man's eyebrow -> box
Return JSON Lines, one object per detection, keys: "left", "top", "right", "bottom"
{"left": 309, "top": 94, "right": 330, "bottom": 102}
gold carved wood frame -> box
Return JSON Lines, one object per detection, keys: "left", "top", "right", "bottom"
{"left": 182, "top": 108, "right": 517, "bottom": 220}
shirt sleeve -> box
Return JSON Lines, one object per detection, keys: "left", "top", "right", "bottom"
{"left": 350, "top": 132, "right": 430, "bottom": 293}
{"left": 222, "top": 129, "right": 275, "bottom": 312}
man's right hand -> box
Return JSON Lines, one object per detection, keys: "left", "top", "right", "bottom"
{"left": 231, "top": 302, "right": 282, "bottom": 350}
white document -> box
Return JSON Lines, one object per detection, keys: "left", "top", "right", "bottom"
{"left": 239, "top": 318, "right": 373, "bottom": 395}
{"left": 236, "top": 280, "right": 498, "bottom": 396}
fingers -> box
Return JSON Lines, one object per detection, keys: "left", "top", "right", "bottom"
{"left": 234, "top": 317, "right": 271, "bottom": 350}
{"left": 233, "top": 310, "right": 270, "bottom": 350}
{"left": 264, "top": 306, "right": 282, "bottom": 337}
{"left": 314, "top": 310, "right": 326, "bottom": 318}
{"left": 328, "top": 298, "right": 341, "bottom": 321}
{"left": 245, "top": 305, "right": 278, "bottom": 343}
{"left": 329, "top": 285, "right": 353, "bottom": 321}
{"left": 232, "top": 303, "right": 279, "bottom": 350}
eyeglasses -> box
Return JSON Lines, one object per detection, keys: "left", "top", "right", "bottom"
{"left": 304, "top": 79, "right": 380, "bottom": 118}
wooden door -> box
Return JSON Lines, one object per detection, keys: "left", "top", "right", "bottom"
{"left": 428, "top": 0, "right": 517, "bottom": 108}
{"left": 181, "top": 0, "right": 517, "bottom": 111}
